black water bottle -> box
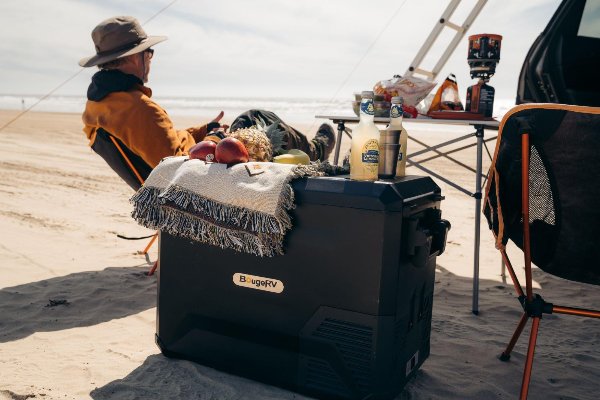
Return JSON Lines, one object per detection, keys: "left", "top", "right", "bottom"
{"left": 466, "top": 80, "right": 495, "bottom": 117}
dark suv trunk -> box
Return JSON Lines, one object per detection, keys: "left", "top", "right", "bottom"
{"left": 517, "top": 0, "right": 600, "bottom": 106}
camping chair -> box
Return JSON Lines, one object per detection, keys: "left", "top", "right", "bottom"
{"left": 483, "top": 103, "right": 600, "bottom": 399}
{"left": 90, "top": 127, "right": 159, "bottom": 276}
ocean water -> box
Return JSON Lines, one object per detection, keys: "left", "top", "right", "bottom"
{"left": 0, "top": 94, "right": 516, "bottom": 126}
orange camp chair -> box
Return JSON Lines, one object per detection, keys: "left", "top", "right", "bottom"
{"left": 483, "top": 104, "right": 600, "bottom": 399}
{"left": 90, "top": 128, "right": 158, "bottom": 275}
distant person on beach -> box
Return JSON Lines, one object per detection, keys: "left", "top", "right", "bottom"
{"left": 79, "top": 16, "right": 335, "bottom": 175}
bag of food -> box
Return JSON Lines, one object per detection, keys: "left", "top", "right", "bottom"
{"left": 427, "top": 74, "right": 464, "bottom": 114}
{"left": 373, "top": 75, "right": 437, "bottom": 107}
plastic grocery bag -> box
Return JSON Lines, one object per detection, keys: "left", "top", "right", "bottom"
{"left": 373, "top": 75, "right": 437, "bottom": 107}
{"left": 427, "top": 74, "right": 464, "bottom": 114}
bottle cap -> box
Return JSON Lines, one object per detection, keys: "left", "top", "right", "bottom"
{"left": 361, "top": 91, "right": 374, "bottom": 99}
{"left": 391, "top": 96, "right": 404, "bottom": 104}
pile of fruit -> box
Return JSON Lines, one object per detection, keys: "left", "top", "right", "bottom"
{"left": 188, "top": 125, "right": 310, "bottom": 166}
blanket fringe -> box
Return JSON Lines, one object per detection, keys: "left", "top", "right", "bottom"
{"left": 164, "top": 185, "right": 292, "bottom": 234}
{"left": 131, "top": 188, "right": 284, "bottom": 257}
{"left": 129, "top": 161, "right": 324, "bottom": 257}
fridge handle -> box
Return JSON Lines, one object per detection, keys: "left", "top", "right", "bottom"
{"left": 405, "top": 217, "right": 451, "bottom": 268}
{"left": 430, "top": 219, "right": 451, "bottom": 257}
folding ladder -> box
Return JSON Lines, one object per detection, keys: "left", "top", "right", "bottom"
{"left": 404, "top": 0, "right": 488, "bottom": 81}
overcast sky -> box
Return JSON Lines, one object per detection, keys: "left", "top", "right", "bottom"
{"left": 0, "top": 0, "right": 561, "bottom": 101}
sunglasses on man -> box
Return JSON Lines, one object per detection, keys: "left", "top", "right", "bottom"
{"left": 145, "top": 48, "right": 154, "bottom": 59}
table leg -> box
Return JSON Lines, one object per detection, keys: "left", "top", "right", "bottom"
{"left": 472, "top": 126, "right": 484, "bottom": 315}
{"left": 333, "top": 121, "right": 345, "bottom": 165}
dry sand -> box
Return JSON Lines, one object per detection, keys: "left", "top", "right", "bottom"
{"left": 0, "top": 109, "right": 598, "bottom": 399}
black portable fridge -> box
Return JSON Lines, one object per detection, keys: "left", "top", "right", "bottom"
{"left": 155, "top": 175, "right": 450, "bottom": 400}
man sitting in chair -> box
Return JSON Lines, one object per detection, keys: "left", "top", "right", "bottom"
{"left": 79, "top": 16, "right": 335, "bottom": 180}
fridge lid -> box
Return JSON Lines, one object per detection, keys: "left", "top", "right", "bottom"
{"left": 291, "top": 175, "right": 441, "bottom": 211}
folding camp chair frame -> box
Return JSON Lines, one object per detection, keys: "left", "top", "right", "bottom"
{"left": 108, "top": 135, "right": 159, "bottom": 276}
{"left": 485, "top": 104, "right": 600, "bottom": 400}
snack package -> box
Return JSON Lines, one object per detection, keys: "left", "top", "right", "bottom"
{"left": 373, "top": 75, "right": 437, "bottom": 108}
{"left": 427, "top": 74, "right": 464, "bottom": 114}
{"left": 416, "top": 93, "right": 435, "bottom": 115}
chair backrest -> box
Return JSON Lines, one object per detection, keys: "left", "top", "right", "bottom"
{"left": 484, "top": 104, "right": 600, "bottom": 285}
{"left": 90, "top": 128, "right": 153, "bottom": 191}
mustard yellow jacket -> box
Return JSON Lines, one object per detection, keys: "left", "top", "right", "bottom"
{"left": 82, "top": 72, "right": 207, "bottom": 168}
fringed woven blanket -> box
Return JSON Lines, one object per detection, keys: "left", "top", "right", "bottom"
{"left": 130, "top": 156, "right": 323, "bottom": 257}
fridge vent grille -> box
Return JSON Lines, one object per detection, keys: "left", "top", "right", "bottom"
{"left": 312, "top": 318, "right": 374, "bottom": 392}
{"left": 420, "top": 293, "right": 433, "bottom": 321}
{"left": 305, "top": 357, "right": 352, "bottom": 397}
{"left": 421, "top": 293, "right": 433, "bottom": 342}
{"left": 394, "top": 318, "right": 407, "bottom": 347}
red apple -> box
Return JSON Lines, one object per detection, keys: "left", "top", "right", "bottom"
{"left": 215, "top": 137, "right": 249, "bottom": 164}
{"left": 189, "top": 140, "right": 217, "bottom": 161}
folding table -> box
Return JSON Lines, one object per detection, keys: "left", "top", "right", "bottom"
{"left": 316, "top": 114, "right": 499, "bottom": 314}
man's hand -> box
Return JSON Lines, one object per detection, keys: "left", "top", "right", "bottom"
{"left": 206, "top": 111, "right": 229, "bottom": 133}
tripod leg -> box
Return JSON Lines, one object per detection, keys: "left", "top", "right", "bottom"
{"left": 499, "top": 312, "right": 529, "bottom": 361}
{"left": 519, "top": 317, "right": 541, "bottom": 400}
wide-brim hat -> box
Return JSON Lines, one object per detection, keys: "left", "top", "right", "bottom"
{"left": 79, "top": 16, "right": 167, "bottom": 68}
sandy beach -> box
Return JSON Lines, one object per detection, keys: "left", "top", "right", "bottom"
{"left": 1, "top": 109, "right": 599, "bottom": 400}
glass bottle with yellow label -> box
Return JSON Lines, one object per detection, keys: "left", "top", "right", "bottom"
{"left": 350, "top": 91, "right": 380, "bottom": 181}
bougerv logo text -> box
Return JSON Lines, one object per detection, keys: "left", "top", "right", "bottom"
{"left": 233, "top": 273, "right": 284, "bottom": 294}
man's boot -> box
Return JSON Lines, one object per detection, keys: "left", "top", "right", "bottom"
{"left": 312, "top": 123, "right": 336, "bottom": 161}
